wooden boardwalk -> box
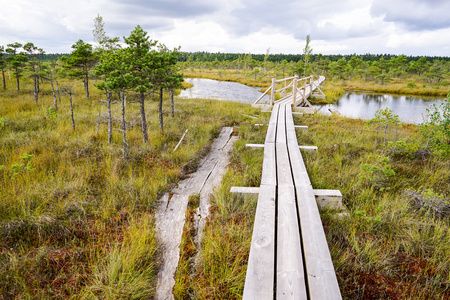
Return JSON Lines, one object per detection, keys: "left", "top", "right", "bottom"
{"left": 243, "top": 76, "right": 342, "bottom": 299}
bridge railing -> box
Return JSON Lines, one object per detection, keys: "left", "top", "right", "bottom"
{"left": 254, "top": 75, "right": 324, "bottom": 107}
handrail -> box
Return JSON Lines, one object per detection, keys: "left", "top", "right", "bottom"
{"left": 253, "top": 75, "right": 325, "bottom": 106}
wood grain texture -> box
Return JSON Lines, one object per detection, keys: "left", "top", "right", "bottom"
{"left": 243, "top": 184, "right": 277, "bottom": 300}
{"left": 244, "top": 75, "right": 341, "bottom": 299}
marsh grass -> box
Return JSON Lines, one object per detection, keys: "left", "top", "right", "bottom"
{"left": 336, "top": 78, "right": 449, "bottom": 97}
{"left": 180, "top": 109, "right": 449, "bottom": 299}
{"left": 173, "top": 116, "right": 264, "bottom": 299}
{"left": 300, "top": 113, "right": 450, "bottom": 299}
{"left": 0, "top": 76, "right": 260, "bottom": 298}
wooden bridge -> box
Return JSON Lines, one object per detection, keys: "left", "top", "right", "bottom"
{"left": 254, "top": 75, "right": 326, "bottom": 108}
{"left": 233, "top": 76, "right": 342, "bottom": 299}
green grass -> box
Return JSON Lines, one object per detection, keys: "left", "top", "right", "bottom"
{"left": 0, "top": 76, "right": 260, "bottom": 298}
{"left": 178, "top": 110, "right": 449, "bottom": 299}
{"left": 2, "top": 71, "right": 449, "bottom": 299}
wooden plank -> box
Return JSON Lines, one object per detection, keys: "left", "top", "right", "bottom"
{"left": 243, "top": 184, "right": 276, "bottom": 300}
{"left": 287, "top": 141, "right": 312, "bottom": 194}
{"left": 313, "top": 189, "right": 344, "bottom": 210}
{"left": 276, "top": 105, "right": 287, "bottom": 145}
{"left": 284, "top": 116, "right": 342, "bottom": 298}
{"left": 212, "top": 127, "right": 233, "bottom": 150}
{"left": 254, "top": 86, "right": 271, "bottom": 105}
{"left": 285, "top": 105, "right": 297, "bottom": 144}
{"left": 295, "top": 184, "right": 342, "bottom": 300}
{"left": 246, "top": 143, "right": 265, "bottom": 149}
{"left": 230, "top": 186, "right": 260, "bottom": 195}
{"left": 294, "top": 125, "right": 308, "bottom": 131}
{"left": 299, "top": 145, "right": 318, "bottom": 151}
{"left": 276, "top": 143, "right": 294, "bottom": 187}
{"left": 261, "top": 143, "right": 276, "bottom": 185}
{"left": 265, "top": 104, "right": 279, "bottom": 144}
{"left": 276, "top": 185, "right": 308, "bottom": 299}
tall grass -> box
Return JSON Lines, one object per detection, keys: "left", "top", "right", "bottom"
{"left": 181, "top": 109, "right": 449, "bottom": 299}
{"left": 0, "top": 76, "right": 260, "bottom": 298}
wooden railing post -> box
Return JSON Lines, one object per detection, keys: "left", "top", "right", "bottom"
{"left": 292, "top": 75, "right": 298, "bottom": 108}
{"left": 271, "top": 77, "right": 276, "bottom": 105}
{"left": 303, "top": 77, "right": 307, "bottom": 102}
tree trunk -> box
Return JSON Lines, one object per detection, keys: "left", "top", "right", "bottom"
{"left": 159, "top": 87, "right": 164, "bottom": 131}
{"left": 97, "top": 109, "right": 101, "bottom": 135}
{"left": 1, "top": 69, "right": 5, "bottom": 90}
{"left": 15, "top": 67, "right": 20, "bottom": 91}
{"left": 170, "top": 89, "right": 174, "bottom": 117}
{"left": 139, "top": 92, "right": 148, "bottom": 143}
{"left": 50, "top": 79, "right": 57, "bottom": 110}
{"left": 33, "top": 78, "right": 39, "bottom": 103}
{"left": 69, "top": 93, "right": 75, "bottom": 130}
{"left": 84, "top": 74, "right": 89, "bottom": 99}
{"left": 107, "top": 91, "right": 112, "bottom": 145}
{"left": 121, "top": 90, "right": 128, "bottom": 160}
{"left": 56, "top": 80, "right": 61, "bottom": 103}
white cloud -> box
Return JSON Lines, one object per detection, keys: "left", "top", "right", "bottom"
{"left": 371, "top": 0, "right": 450, "bottom": 30}
{"left": 386, "top": 27, "right": 450, "bottom": 55}
{"left": 0, "top": 0, "right": 449, "bottom": 55}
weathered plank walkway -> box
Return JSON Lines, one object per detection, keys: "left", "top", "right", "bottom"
{"left": 243, "top": 76, "right": 342, "bottom": 299}
{"left": 155, "top": 127, "right": 236, "bottom": 300}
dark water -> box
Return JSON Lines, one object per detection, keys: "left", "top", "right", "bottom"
{"left": 313, "top": 93, "right": 445, "bottom": 124}
{"left": 178, "top": 78, "right": 445, "bottom": 124}
{"left": 178, "top": 78, "right": 270, "bottom": 104}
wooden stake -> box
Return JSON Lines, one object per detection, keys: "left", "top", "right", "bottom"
{"left": 173, "top": 129, "right": 188, "bottom": 152}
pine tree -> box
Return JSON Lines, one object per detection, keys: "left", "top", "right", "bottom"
{"left": 61, "top": 40, "right": 97, "bottom": 99}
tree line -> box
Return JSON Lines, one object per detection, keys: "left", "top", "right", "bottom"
{"left": 0, "top": 15, "right": 183, "bottom": 159}
{"left": 179, "top": 51, "right": 450, "bottom": 86}
{"left": 177, "top": 51, "right": 450, "bottom": 63}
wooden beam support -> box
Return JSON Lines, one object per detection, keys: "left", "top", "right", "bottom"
{"left": 294, "top": 125, "right": 308, "bottom": 131}
{"left": 246, "top": 144, "right": 317, "bottom": 151}
{"left": 245, "top": 143, "right": 265, "bottom": 149}
{"left": 299, "top": 145, "right": 318, "bottom": 151}
{"left": 313, "top": 189, "right": 344, "bottom": 210}
{"left": 230, "top": 186, "right": 260, "bottom": 196}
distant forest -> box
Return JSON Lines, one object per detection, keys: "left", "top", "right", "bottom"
{"left": 14, "top": 52, "right": 450, "bottom": 63}
{"left": 176, "top": 52, "right": 450, "bottom": 63}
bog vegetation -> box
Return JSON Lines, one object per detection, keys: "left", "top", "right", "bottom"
{"left": 1, "top": 17, "right": 450, "bottom": 299}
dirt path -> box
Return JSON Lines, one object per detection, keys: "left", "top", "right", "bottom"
{"left": 155, "top": 127, "right": 237, "bottom": 300}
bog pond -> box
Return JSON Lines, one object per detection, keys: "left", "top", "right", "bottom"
{"left": 178, "top": 78, "right": 445, "bottom": 124}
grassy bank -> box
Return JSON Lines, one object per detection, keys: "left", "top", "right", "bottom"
{"left": 0, "top": 77, "right": 259, "bottom": 298}
{"left": 182, "top": 68, "right": 449, "bottom": 105}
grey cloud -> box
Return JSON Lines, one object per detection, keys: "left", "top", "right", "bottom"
{"left": 218, "top": 0, "right": 367, "bottom": 41}
{"left": 371, "top": 0, "right": 450, "bottom": 30}
{"left": 111, "top": 0, "right": 218, "bottom": 19}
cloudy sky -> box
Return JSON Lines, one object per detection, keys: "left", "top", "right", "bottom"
{"left": 1, "top": 0, "right": 450, "bottom": 56}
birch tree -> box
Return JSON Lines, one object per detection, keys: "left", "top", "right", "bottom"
{"left": 302, "top": 34, "right": 313, "bottom": 76}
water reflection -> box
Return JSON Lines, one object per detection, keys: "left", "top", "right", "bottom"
{"left": 178, "top": 78, "right": 445, "bottom": 125}
{"left": 313, "top": 93, "right": 445, "bottom": 124}
{"left": 178, "top": 78, "right": 270, "bottom": 104}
